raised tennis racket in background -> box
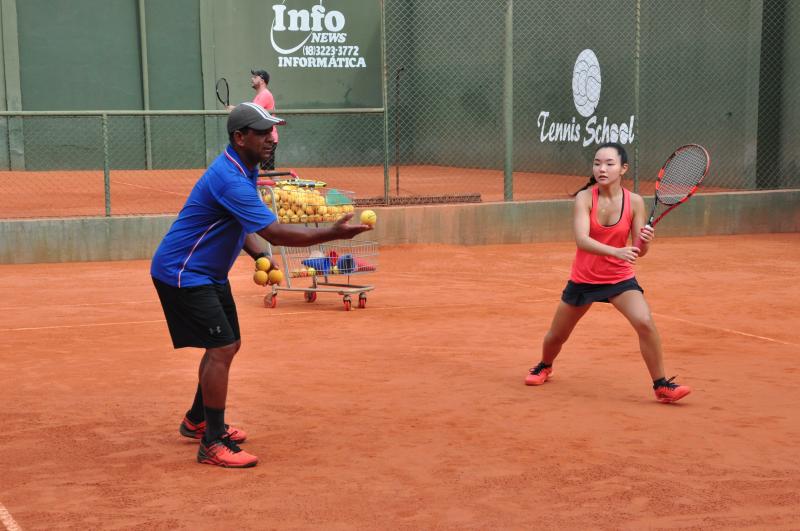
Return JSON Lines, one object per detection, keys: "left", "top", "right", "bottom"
{"left": 634, "top": 144, "right": 710, "bottom": 248}
{"left": 215, "top": 78, "right": 230, "bottom": 107}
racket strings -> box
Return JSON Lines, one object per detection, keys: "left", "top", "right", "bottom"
{"left": 216, "top": 79, "right": 230, "bottom": 105}
{"left": 657, "top": 147, "right": 708, "bottom": 205}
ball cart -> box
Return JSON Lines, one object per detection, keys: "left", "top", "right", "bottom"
{"left": 256, "top": 173, "right": 378, "bottom": 311}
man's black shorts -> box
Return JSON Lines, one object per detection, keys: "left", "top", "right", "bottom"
{"left": 153, "top": 277, "right": 240, "bottom": 349}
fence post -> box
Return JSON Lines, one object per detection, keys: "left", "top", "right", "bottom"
{"left": 503, "top": 0, "right": 514, "bottom": 201}
{"left": 380, "top": 0, "right": 390, "bottom": 204}
{"left": 394, "top": 67, "right": 404, "bottom": 196}
{"left": 633, "top": 0, "right": 641, "bottom": 193}
{"left": 138, "top": 0, "right": 153, "bottom": 170}
{"left": 102, "top": 113, "right": 111, "bottom": 217}
{"left": 1, "top": 0, "right": 25, "bottom": 170}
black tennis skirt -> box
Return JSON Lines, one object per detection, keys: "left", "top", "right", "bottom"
{"left": 561, "top": 277, "right": 644, "bottom": 306}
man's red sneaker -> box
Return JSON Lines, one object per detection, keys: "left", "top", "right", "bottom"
{"left": 197, "top": 435, "right": 258, "bottom": 468}
{"left": 653, "top": 376, "right": 692, "bottom": 403}
{"left": 180, "top": 415, "right": 247, "bottom": 443}
{"left": 525, "top": 362, "right": 553, "bottom": 386}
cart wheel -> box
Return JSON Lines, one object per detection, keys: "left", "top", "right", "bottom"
{"left": 264, "top": 294, "right": 277, "bottom": 308}
{"left": 358, "top": 293, "right": 367, "bottom": 309}
{"left": 343, "top": 295, "right": 352, "bottom": 311}
{"left": 304, "top": 291, "right": 317, "bottom": 303}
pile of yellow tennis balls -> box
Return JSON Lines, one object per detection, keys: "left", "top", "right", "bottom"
{"left": 262, "top": 185, "right": 355, "bottom": 224}
{"left": 253, "top": 256, "right": 283, "bottom": 286}
{"left": 290, "top": 266, "right": 332, "bottom": 278}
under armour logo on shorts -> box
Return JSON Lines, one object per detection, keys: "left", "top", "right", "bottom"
{"left": 209, "top": 325, "right": 222, "bottom": 335}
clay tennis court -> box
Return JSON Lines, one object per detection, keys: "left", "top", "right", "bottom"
{"left": 3, "top": 165, "right": 728, "bottom": 219}
{"left": 1, "top": 233, "right": 799, "bottom": 529}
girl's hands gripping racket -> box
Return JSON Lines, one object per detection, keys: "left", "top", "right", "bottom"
{"left": 634, "top": 144, "right": 710, "bottom": 248}
{"left": 216, "top": 78, "right": 230, "bottom": 107}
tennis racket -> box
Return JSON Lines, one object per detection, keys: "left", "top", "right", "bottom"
{"left": 634, "top": 144, "right": 710, "bottom": 247}
{"left": 215, "top": 78, "right": 230, "bottom": 107}
{"left": 257, "top": 171, "right": 327, "bottom": 189}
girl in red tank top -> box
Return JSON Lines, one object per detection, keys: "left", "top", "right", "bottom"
{"left": 524, "top": 143, "right": 691, "bottom": 403}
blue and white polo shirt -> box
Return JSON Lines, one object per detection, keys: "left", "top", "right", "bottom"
{"left": 151, "top": 145, "right": 276, "bottom": 287}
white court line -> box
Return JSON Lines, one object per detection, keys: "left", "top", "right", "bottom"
{"left": 652, "top": 313, "right": 798, "bottom": 347}
{"left": 1, "top": 302, "right": 795, "bottom": 348}
{"left": 0, "top": 503, "right": 22, "bottom": 531}
{"left": 110, "top": 179, "right": 186, "bottom": 196}
{"left": 0, "top": 300, "right": 543, "bottom": 331}
{"left": 1, "top": 319, "right": 164, "bottom": 332}
{"left": 0, "top": 300, "right": 156, "bottom": 312}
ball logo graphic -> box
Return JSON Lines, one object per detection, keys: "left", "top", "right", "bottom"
{"left": 572, "top": 49, "right": 601, "bottom": 118}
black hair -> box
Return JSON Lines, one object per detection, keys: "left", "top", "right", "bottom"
{"left": 252, "top": 70, "right": 270, "bottom": 85}
{"left": 228, "top": 127, "right": 251, "bottom": 145}
{"left": 571, "top": 142, "right": 629, "bottom": 196}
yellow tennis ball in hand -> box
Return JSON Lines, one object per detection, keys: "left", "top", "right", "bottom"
{"left": 253, "top": 270, "right": 269, "bottom": 286}
{"left": 268, "top": 269, "right": 284, "bottom": 285}
{"left": 360, "top": 209, "right": 377, "bottom": 226}
{"left": 255, "top": 256, "right": 271, "bottom": 272}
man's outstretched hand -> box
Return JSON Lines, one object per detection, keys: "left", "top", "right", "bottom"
{"left": 332, "top": 212, "right": 373, "bottom": 239}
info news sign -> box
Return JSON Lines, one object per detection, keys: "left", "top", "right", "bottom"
{"left": 263, "top": 1, "right": 383, "bottom": 109}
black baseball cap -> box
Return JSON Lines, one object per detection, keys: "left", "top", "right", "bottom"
{"left": 227, "top": 103, "right": 285, "bottom": 133}
{"left": 251, "top": 69, "right": 270, "bottom": 84}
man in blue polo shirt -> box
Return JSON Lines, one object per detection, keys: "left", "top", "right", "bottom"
{"left": 152, "top": 102, "right": 372, "bottom": 468}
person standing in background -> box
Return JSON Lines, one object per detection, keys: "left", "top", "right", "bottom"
{"left": 250, "top": 69, "right": 279, "bottom": 171}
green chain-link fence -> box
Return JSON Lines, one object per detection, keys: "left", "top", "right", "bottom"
{"left": 1, "top": 0, "right": 797, "bottom": 219}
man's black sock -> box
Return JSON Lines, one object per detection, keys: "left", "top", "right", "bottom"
{"left": 203, "top": 407, "right": 226, "bottom": 443}
{"left": 187, "top": 384, "right": 204, "bottom": 424}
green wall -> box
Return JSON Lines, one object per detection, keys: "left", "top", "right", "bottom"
{"left": 0, "top": 0, "right": 798, "bottom": 194}
{"left": 145, "top": 0, "right": 203, "bottom": 110}
{"left": 17, "top": 0, "right": 142, "bottom": 110}
{"left": 202, "top": 0, "right": 385, "bottom": 166}
{"left": 512, "top": 0, "right": 636, "bottom": 176}
{"left": 145, "top": 0, "right": 207, "bottom": 168}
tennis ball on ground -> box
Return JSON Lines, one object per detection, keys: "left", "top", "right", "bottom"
{"left": 268, "top": 269, "right": 284, "bottom": 285}
{"left": 307, "top": 267, "right": 316, "bottom": 277}
{"left": 253, "top": 270, "right": 269, "bottom": 286}
{"left": 360, "top": 209, "right": 377, "bottom": 226}
{"left": 255, "top": 256, "right": 271, "bottom": 272}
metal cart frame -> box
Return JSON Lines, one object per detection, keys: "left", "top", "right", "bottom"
{"left": 257, "top": 176, "right": 378, "bottom": 311}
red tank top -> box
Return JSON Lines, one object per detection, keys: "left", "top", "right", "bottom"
{"left": 569, "top": 186, "right": 635, "bottom": 284}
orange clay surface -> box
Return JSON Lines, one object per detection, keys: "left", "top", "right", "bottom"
{"left": 2, "top": 165, "right": 729, "bottom": 218}
{"left": 1, "top": 234, "right": 799, "bottom": 529}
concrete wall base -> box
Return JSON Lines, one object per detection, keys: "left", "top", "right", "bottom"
{"left": 1, "top": 190, "right": 798, "bottom": 264}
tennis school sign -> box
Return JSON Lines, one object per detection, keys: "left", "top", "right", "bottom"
{"left": 265, "top": 1, "right": 382, "bottom": 108}
{"left": 537, "top": 49, "right": 636, "bottom": 147}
